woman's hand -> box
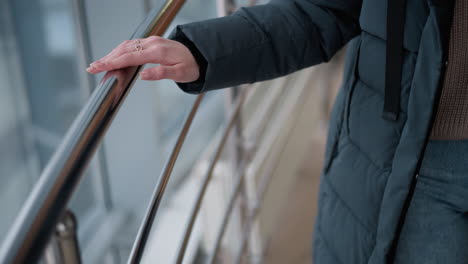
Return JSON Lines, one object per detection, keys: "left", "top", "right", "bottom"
{"left": 86, "top": 36, "right": 200, "bottom": 83}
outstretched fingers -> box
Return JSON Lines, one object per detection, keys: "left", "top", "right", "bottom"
{"left": 86, "top": 36, "right": 200, "bottom": 83}
{"left": 87, "top": 38, "right": 157, "bottom": 73}
{"left": 87, "top": 48, "right": 151, "bottom": 73}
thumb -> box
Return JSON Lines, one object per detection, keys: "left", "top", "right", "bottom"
{"left": 140, "top": 65, "right": 181, "bottom": 81}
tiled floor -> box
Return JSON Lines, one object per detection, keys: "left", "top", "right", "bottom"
{"left": 262, "top": 135, "right": 326, "bottom": 264}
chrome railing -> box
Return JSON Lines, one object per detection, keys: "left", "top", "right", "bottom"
{"left": 0, "top": 1, "right": 186, "bottom": 263}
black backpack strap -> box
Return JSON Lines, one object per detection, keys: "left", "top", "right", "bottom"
{"left": 383, "top": 0, "right": 407, "bottom": 121}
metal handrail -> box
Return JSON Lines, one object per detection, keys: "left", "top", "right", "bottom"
{"left": 0, "top": 1, "right": 186, "bottom": 263}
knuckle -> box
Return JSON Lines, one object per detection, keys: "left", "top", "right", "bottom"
{"left": 148, "top": 36, "right": 160, "bottom": 43}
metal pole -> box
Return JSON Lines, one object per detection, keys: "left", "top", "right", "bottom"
{"left": 42, "top": 238, "right": 61, "bottom": 264}
{"left": 55, "top": 211, "right": 82, "bottom": 264}
{"left": 43, "top": 210, "right": 82, "bottom": 264}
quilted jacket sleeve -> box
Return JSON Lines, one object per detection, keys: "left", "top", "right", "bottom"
{"left": 169, "top": 0, "right": 362, "bottom": 93}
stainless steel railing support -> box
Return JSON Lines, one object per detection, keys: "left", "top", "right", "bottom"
{"left": 55, "top": 211, "right": 82, "bottom": 264}
{"left": 43, "top": 210, "right": 81, "bottom": 264}
{"left": 43, "top": 238, "right": 62, "bottom": 264}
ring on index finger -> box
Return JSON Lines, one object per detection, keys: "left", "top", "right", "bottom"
{"left": 135, "top": 44, "right": 143, "bottom": 52}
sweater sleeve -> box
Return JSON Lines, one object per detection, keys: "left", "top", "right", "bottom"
{"left": 169, "top": 0, "right": 362, "bottom": 94}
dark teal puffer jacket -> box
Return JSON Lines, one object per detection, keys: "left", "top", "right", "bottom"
{"left": 170, "top": 0, "right": 455, "bottom": 263}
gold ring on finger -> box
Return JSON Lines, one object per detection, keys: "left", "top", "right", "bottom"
{"left": 135, "top": 44, "right": 143, "bottom": 52}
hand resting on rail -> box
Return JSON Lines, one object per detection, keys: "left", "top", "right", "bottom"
{"left": 86, "top": 36, "right": 200, "bottom": 83}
